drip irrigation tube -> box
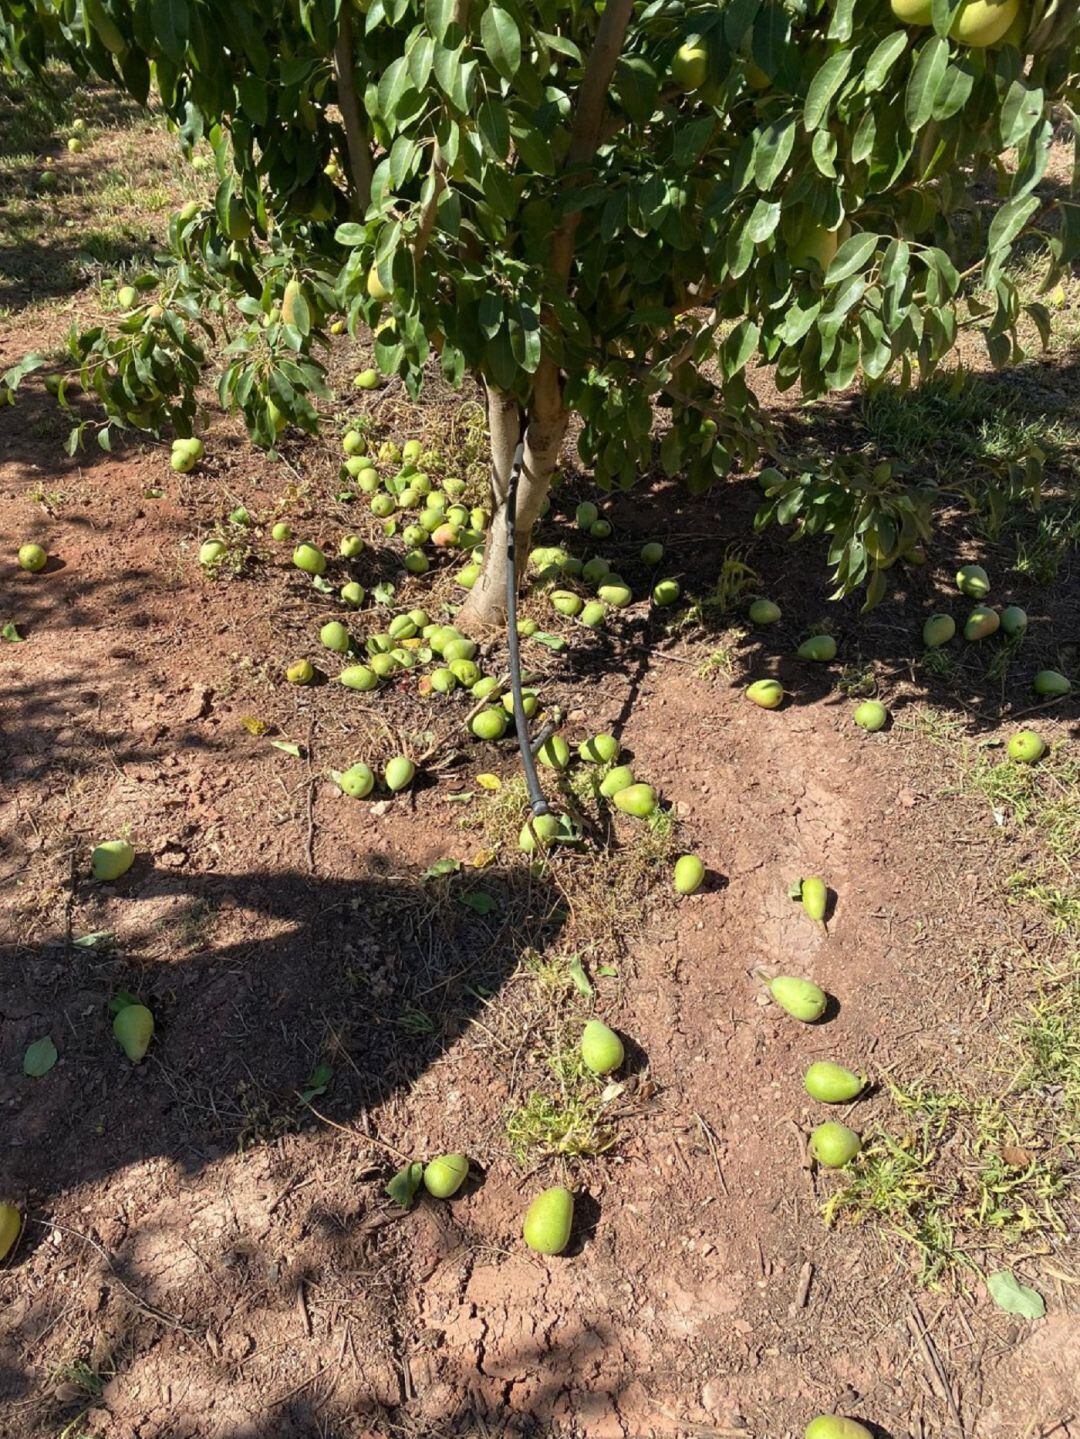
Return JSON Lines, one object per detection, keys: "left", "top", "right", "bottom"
{"left": 505, "top": 439, "right": 549, "bottom": 818}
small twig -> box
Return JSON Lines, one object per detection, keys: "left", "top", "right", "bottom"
{"left": 269, "top": 1362, "right": 332, "bottom": 1409}
{"left": 694, "top": 1111, "right": 729, "bottom": 1196}
{"left": 296, "top": 1279, "right": 313, "bottom": 1338}
{"left": 789, "top": 1259, "right": 814, "bottom": 1315}
{"left": 267, "top": 1171, "right": 316, "bottom": 1216}
{"left": 908, "top": 1300, "right": 965, "bottom": 1437}
{"left": 37, "top": 1220, "right": 198, "bottom": 1338}
{"left": 300, "top": 1099, "right": 413, "bottom": 1162}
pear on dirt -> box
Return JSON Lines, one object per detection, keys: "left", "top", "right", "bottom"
{"left": 113, "top": 1003, "right": 154, "bottom": 1063}
{"left": 293, "top": 543, "right": 326, "bottom": 576}
{"left": 853, "top": 700, "right": 887, "bottom": 732}
{"left": 798, "top": 634, "right": 837, "bottom": 662}
{"left": 1000, "top": 604, "right": 1027, "bottom": 636}
{"left": 673, "top": 854, "right": 705, "bottom": 895}
{"left": 0, "top": 1202, "right": 21, "bottom": 1262}
{"left": 422, "top": 1153, "right": 469, "bottom": 1199}
{"left": 91, "top": 840, "right": 135, "bottom": 882}
{"left": 336, "top": 763, "right": 375, "bottom": 798}
{"left": 748, "top": 598, "right": 781, "bottom": 625}
{"left": 579, "top": 734, "right": 619, "bottom": 764}
{"left": 581, "top": 1020, "right": 624, "bottom": 1075}
{"left": 537, "top": 735, "right": 571, "bottom": 770}
{"left": 810, "top": 1121, "right": 861, "bottom": 1168}
{"left": 518, "top": 813, "right": 563, "bottom": 853}
{"left": 746, "top": 679, "right": 783, "bottom": 709}
{"left": 339, "top": 665, "right": 377, "bottom": 691}
{"left": 1032, "top": 669, "right": 1070, "bottom": 697}
{"left": 922, "top": 613, "right": 955, "bottom": 648}
{"left": 1007, "top": 731, "right": 1045, "bottom": 764}
{"left": 384, "top": 756, "right": 416, "bottom": 792}
{"left": 614, "top": 783, "right": 656, "bottom": 818}
{"left": 523, "top": 1187, "right": 574, "bottom": 1255}
{"left": 286, "top": 659, "right": 315, "bottom": 685}
{"left": 964, "top": 605, "right": 1000, "bottom": 641}
{"left": 799, "top": 876, "right": 828, "bottom": 923}
{"left": 804, "top": 1062, "right": 865, "bottom": 1103}
{"left": 599, "top": 764, "right": 635, "bottom": 798}
{"left": 17, "top": 542, "right": 47, "bottom": 572}
{"left": 804, "top": 1416, "right": 873, "bottom": 1439}
{"left": 956, "top": 563, "right": 990, "bottom": 598}
{"left": 769, "top": 976, "right": 827, "bottom": 1022}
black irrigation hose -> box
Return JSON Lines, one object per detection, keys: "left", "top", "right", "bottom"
{"left": 505, "top": 439, "right": 549, "bottom": 819}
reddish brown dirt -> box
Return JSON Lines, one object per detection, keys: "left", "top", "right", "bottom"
{"left": 1, "top": 366, "right": 1078, "bottom": 1439}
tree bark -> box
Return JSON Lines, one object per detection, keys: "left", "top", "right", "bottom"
{"left": 457, "top": 380, "right": 567, "bottom": 634}
{"left": 333, "top": 11, "right": 373, "bottom": 217}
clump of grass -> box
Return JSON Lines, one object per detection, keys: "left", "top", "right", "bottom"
{"left": 683, "top": 552, "right": 759, "bottom": 631}
{"left": 894, "top": 702, "right": 968, "bottom": 747}
{"left": 1014, "top": 981, "right": 1080, "bottom": 1123}
{"left": 505, "top": 1088, "right": 613, "bottom": 1162}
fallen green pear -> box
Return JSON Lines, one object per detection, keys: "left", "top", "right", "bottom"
{"left": 287, "top": 659, "right": 315, "bottom": 685}
{"left": 0, "top": 1203, "right": 20, "bottom": 1262}
{"left": 575, "top": 500, "right": 599, "bottom": 529}
{"left": 922, "top": 613, "right": 956, "bottom": 648}
{"left": 402, "top": 439, "right": 422, "bottom": 464}
{"left": 1007, "top": 731, "right": 1045, "bottom": 763}
{"left": 430, "top": 668, "right": 457, "bottom": 694}
{"left": 450, "top": 659, "right": 480, "bottom": 687}
{"left": 599, "top": 765, "right": 635, "bottom": 798}
{"left": 800, "top": 876, "right": 828, "bottom": 923}
{"left": 769, "top": 976, "right": 827, "bottom": 1022}
{"left": 614, "top": 783, "right": 656, "bottom": 818}
{"left": 581, "top": 1019, "right": 624, "bottom": 1075}
{"left": 472, "top": 677, "right": 501, "bottom": 701}
{"left": 502, "top": 690, "right": 538, "bottom": 717}
{"left": 538, "top": 735, "right": 571, "bottom": 770}
{"left": 749, "top": 598, "right": 781, "bottom": 625}
{"left": 354, "top": 368, "right": 380, "bottom": 390}
{"left": 1033, "top": 669, "right": 1070, "bottom": 697}
{"left": 339, "top": 665, "right": 377, "bottom": 691}
{"left": 471, "top": 707, "right": 508, "bottom": 741}
{"left": 18, "top": 542, "right": 48, "bottom": 572}
{"left": 91, "top": 840, "right": 135, "bottom": 882}
{"left": 640, "top": 541, "right": 664, "bottom": 565}
{"left": 343, "top": 429, "right": 366, "bottom": 456}
{"left": 798, "top": 634, "right": 837, "bottom": 662}
{"left": 293, "top": 543, "right": 326, "bottom": 576}
{"left": 1000, "top": 605, "right": 1027, "bottom": 636}
{"left": 652, "top": 578, "right": 680, "bottom": 607}
{"left": 117, "top": 284, "right": 138, "bottom": 309}
{"left": 597, "top": 579, "right": 632, "bottom": 607}
{"left": 590, "top": 519, "right": 612, "bottom": 540}
{"left": 523, "top": 1186, "right": 574, "bottom": 1255}
{"left": 956, "top": 563, "right": 990, "bottom": 598}
{"left": 113, "top": 1003, "right": 154, "bottom": 1062}
{"left": 746, "top": 679, "right": 784, "bottom": 709}
{"left": 810, "top": 1121, "right": 861, "bottom": 1168}
{"left": 340, "top": 534, "right": 364, "bottom": 559}
{"left": 337, "top": 763, "right": 375, "bottom": 798}
{"left": 408, "top": 608, "right": 430, "bottom": 628}
{"left": 341, "top": 582, "right": 365, "bottom": 607}
{"left": 367, "top": 633, "right": 393, "bottom": 654}
{"left": 964, "top": 605, "right": 1000, "bottom": 641}
{"left": 271, "top": 521, "right": 292, "bottom": 542}
{"left": 443, "top": 637, "right": 477, "bottom": 664}
{"left": 384, "top": 756, "right": 416, "bottom": 792}
{"left": 391, "top": 647, "right": 415, "bottom": 670}
{"left": 320, "top": 621, "right": 351, "bottom": 654}
{"left": 423, "top": 1153, "right": 469, "bottom": 1199}
{"left": 370, "top": 493, "right": 396, "bottom": 519}
{"left": 579, "top": 734, "right": 619, "bottom": 764}
{"left": 804, "top": 1063, "right": 865, "bottom": 1104}
{"left": 519, "top": 812, "right": 562, "bottom": 852}
{"left": 804, "top": 1416, "right": 873, "bottom": 1439}
{"left": 579, "top": 600, "right": 607, "bottom": 628}
{"left": 552, "top": 590, "right": 583, "bottom": 617}
{"left": 673, "top": 854, "right": 705, "bottom": 895}
{"left": 198, "top": 540, "right": 226, "bottom": 567}
{"left": 388, "top": 614, "right": 417, "bottom": 640}
{"left": 355, "top": 467, "right": 380, "bottom": 492}
{"left": 404, "top": 550, "right": 429, "bottom": 574}
{"left": 518, "top": 617, "right": 539, "bottom": 638}
{"left": 582, "top": 556, "right": 611, "bottom": 585}
{"left": 853, "top": 700, "right": 887, "bottom": 732}
{"left": 456, "top": 564, "right": 480, "bottom": 589}
{"left": 369, "top": 652, "right": 399, "bottom": 678}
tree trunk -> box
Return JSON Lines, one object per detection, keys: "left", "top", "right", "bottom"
{"left": 457, "top": 372, "right": 568, "bottom": 634}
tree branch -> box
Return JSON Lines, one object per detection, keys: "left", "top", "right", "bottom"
{"left": 333, "top": 10, "right": 373, "bottom": 218}
{"left": 549, "top": 0, "right": 635, "bottom": 289}
{"left": 412, "top": 0, "right": 470, "bottom": 263}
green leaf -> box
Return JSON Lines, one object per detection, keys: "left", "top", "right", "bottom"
{"left": 459, "top": 890, "right": 497, "bottom": 915}
{"left": 23, "top": 1036, "right": 58, "bottom": 1077}
{"left": 480, "top": 4, "right": 521, "bottom": 80}
{"left": 73, "top": 930, "right": 114, "bottom": 947}
{"left": 804, "top": 50, "right": 853, "bottom": 132}
{"left": 905, "top": 35, "right": 948, "bottom": 134}
{"left": 999, "top": 81, "right": 1044, "bottom": 152}
{"left": 269, "top": 740, "right": 303, "bottom": 758}
{"left": 531, "top": 631, "right": 566, "bottom": 652}
{"left": 567, "top": 954, "right": 593, "bottom": 998}
{"left": 754, "top": 118, "right": 796, "bottom": 190}
{"left": 424, "top": 856, "right": 462, "bottom": 879}
{"left": 987, "top": 194, "right": 1040, "bottom": 257}
{"left": 299, "top": 1062, "right": 333, "bottom": 1102}
{"left": 865, "top": 32, "right": 909, "bottom": 94}
{"left": 385, "top": 1160, "right": 424, "bottom": 1208}
{"left": 825, "top": 232, "right": 879, "bottom": 285}
{"left": 986, "top": 1270, "right": 1045, "bottom": 1319}
{"left": 1, "top": 621, "right": 24, "bottom": 642}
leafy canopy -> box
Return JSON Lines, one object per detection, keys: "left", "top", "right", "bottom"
{"left": 1, "top": 0, "right": 1078, "bottom": 598}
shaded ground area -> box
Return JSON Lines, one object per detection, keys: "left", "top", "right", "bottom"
{"left": 1, "top": 74, "right": 1079, "bottom": 1439}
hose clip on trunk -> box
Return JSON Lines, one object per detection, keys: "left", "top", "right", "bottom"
{"left": 504, "top": 439, "right": 549, "bottom": 818}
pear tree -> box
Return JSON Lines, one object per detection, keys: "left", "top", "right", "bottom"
{"left": 1, "top": 0, "right": 1077, "bottom": 628}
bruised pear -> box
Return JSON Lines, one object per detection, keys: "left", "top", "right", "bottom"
{"left": 286, "top": 659, "right": 315, "bottom": 685}
{"left": 17, "top": 542, "right": 47, "bottom": 572}
{"left": 769, "top": 976, "right": 827, "bottom": 1022}
{"left": 581, "top": 1020, "right": 624, "bottom": 1075}
{"left": 523, "top": 1187, "right": 574, "bottom": 1255}
{"left": 1007, "top": 731, "right": 1045, "bottom": 763}
{"left": 113, "top": 1003, "right": 154, "bottom": 1062}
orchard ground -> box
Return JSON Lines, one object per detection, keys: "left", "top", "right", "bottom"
{"left": 2, "top": 77, "right": 1079, "bottom": 1439}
